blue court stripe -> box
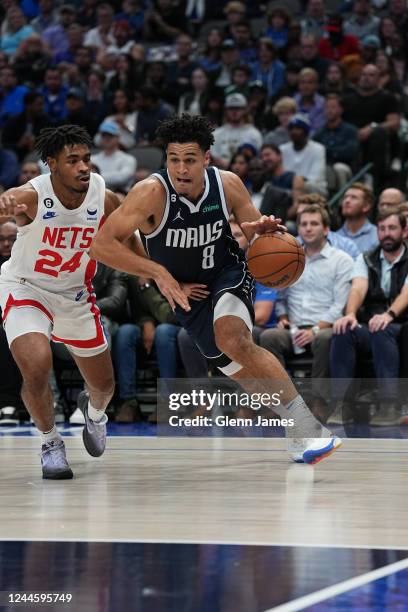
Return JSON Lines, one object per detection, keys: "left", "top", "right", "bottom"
{"left": 265, "top": 558, "right": 408, "bottom": 611}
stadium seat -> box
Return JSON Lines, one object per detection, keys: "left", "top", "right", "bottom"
{"left": 129, "top": 146, "right": 164, "bottom": 172}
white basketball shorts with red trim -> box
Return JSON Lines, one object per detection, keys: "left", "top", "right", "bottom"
{"left": 0, "top": 279, "right": 108, "bottom": 357}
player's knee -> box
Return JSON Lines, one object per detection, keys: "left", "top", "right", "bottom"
{"left": 215, "top": 327, "right": 253, "bottom": 361}
{"left": 15, "top": 348, "right": 52, "bottom": 389}
{"left": 22, "top": 363, "right": 51, "bottom": 390}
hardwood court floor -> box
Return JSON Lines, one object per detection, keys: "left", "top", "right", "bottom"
{"left": 0, "top": 436, "right": 407, "bottom": 550}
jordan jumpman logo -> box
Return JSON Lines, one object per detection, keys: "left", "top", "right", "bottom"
{"left": 173, "top": 209, "right": 184, "bottom": 221}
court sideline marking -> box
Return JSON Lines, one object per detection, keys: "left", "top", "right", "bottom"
{"left": 265, "top": 557, "right": 408, "bottom": 611}
{"left": 0, "top": 537, "right": 408, "bottom": 552}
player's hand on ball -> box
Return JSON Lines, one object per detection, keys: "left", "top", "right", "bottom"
{"left": 241, "top": 215, "right": 287, "bottom": 235}
{"left": 155, "top": 269, "right": 191, "bottom": 312}
{"left": 0, "top": 194, "right": 28, "bottom": 219}
{"left": 180, "top": 283, "right": 210, "bottom": 301}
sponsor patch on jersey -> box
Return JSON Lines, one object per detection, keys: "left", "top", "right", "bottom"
{"left": 44, "top": 198, "right": 54, "bottom": 208}
{"left": 42, "top": 211, "right": 57, "bottom": 220}
{"left": 202, "top": 204, "right": 219, "bottom": 213}
{"left": 87, "top": 208, "right": 98, "bottom": 221}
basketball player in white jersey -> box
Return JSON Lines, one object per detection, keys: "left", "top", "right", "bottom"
{"left": 90, "top": 114, "right": 342, "bottom": 465}
{"left": 0, "top": 125, "right": 143, "bottom": 480}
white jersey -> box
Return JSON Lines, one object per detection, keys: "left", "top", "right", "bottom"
{"left": 0, "top": 172, "right": 105, "bottom": 297}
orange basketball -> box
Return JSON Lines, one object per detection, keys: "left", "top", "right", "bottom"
{"left": 246, "top": 231, "right": 305, "bottom": 289}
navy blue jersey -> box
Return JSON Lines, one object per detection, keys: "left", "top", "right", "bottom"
{"left": 139, "top": 167, "right": 246, "bottom": 285}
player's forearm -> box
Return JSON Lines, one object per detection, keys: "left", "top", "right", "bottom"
{"left": 90, "top": 238, "right": 166, "bottom": 281}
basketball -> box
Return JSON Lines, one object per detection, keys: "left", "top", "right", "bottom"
{"left": 246, "top": 231, "right": 305, "bottom": 288}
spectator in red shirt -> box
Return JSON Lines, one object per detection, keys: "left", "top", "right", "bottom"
{"left": 318, "top": 14, "right": 360, "bottom": 62}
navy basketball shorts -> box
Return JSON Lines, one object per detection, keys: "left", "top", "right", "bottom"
{"left": 175, "top": 263, "right": 255, "bottom": 375}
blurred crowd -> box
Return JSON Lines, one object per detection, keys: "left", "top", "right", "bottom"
{"left": 1, "top": 0, "right": 408, "bottom": 427}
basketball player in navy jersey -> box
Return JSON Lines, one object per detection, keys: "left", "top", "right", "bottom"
{"left": 91, "top": 115, "right": 341, "bottom": 464}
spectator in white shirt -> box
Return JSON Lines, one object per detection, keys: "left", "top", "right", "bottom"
{"left": 280, "top": 113, "right": 327, "bottom": 196}
{"left": 84, "top": 3, "right": 115, "bottom": 52}
{"left": 260, "top": 204, "right": 353, "bottom": 411}
{"left": 211, "top": 93, "right": 262, "bottom": 169}
{"left": 92, "top": 120, "right": 136, "bottom": 191}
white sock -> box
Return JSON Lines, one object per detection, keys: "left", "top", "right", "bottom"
{"left": 40, "top": 425, "right": 61, "bottom": 445}
{"left": 275, "top": 394, "right": 331, "bottom": 439}
{"left": 87, "top": 401, "right": 105, "bottom": 422}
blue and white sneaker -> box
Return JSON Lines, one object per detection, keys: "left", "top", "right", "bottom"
{"left": 287, "top": 436, "right": 342, "bottom": 464}
{"left": 287, "top": 438, "right": 307, "bottom": 463}
{"left": 78, "top": 391, "right": 107, "bottom": 457}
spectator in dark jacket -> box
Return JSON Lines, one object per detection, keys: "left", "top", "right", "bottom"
{"left": 330, "top": 208, "right": 408, "bottom": 427}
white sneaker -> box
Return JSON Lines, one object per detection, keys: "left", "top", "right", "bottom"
{"left": 69, "top": 407, "right": 85, "bottom": 425}
{"left": 287, "top": 436, "right": 342, "bottom": 464}
{"left": 286, "top": 438, "right": 306, "bottom": 463}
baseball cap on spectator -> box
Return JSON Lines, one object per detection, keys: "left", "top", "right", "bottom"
{"left": 288, "top": 113, "right": 311, "bottom": 133}
{"left": 362, "top": 34, "right": 381, "bottom": 49}
{"left": 98, "top": 120, "right": 120, "bottom": 136}
{"left": 224, "top": 2, "right": 246, "bottom": 15}
{"left": 225, "top": 93, "right": 248, "bottom": 108}
{"left": 221, "top": 39, "right": 237, "bottom": 51}
{"left": 67, "top": 87, "right": 84, "bottom": 100}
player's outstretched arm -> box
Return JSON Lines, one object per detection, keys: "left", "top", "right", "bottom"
{"left": 91, "top": 179, "right": 190, "bottom": 312}
{"left": 0, "top": 186, "right": 37, "bottom": 224}
{"left": 220, "top": 171, "right": 286, "bottom": 241}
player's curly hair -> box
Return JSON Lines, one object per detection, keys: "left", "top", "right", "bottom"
{"left": 35, "top": 124, "right": 92, "bottom": 162}
{"left": 155, "top": 114, "right": 215, "bottom": 152}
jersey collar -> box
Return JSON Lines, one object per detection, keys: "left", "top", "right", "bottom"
{"left": 166, "top": 169, "right": 210, "bottom": 214}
